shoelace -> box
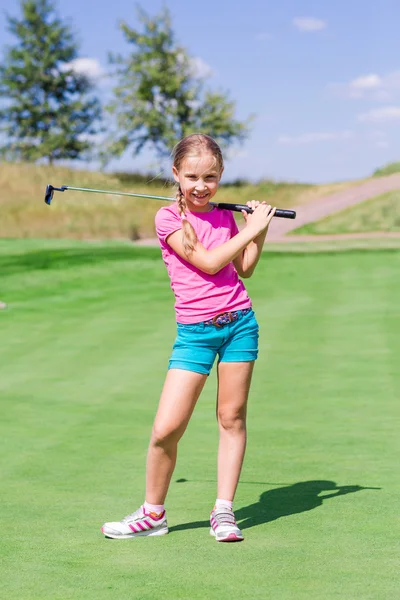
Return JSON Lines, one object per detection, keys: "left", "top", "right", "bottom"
{"left": 212, "top": 509, "right": 237, "bottom": 526}
{"left": 122, "top": 508, "right": 142, "bottom": 523}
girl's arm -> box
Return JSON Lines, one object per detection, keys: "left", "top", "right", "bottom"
{"left": 233, "top": 203, "right": 276, "bottom": 278}
{"left": 166, "top": 203, "right": 273, "bottom": 275}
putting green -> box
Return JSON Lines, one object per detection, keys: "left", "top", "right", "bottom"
{"left": 1, "top": 241, "right": 398, "bottom": 599}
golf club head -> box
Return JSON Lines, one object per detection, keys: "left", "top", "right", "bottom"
{"left": 44, "top": 184, "right": 55, "bottom": 205}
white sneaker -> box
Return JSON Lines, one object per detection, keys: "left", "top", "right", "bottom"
{"left": 210, "top": 506, "right": 244, "bottom": 542}
{"left": 101, "top": 506, "right": 168, "bottom": 539}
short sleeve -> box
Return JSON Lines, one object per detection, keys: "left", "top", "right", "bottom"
{"left": 228, "top": 210, "right": 239, "bottom": 237}
{"left": 155, "top": 206, "right": 182, "bottom": 243}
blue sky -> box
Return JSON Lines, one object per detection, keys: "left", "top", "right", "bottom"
{"left": 1, "top": 0, "right": 399, "bottom": 183}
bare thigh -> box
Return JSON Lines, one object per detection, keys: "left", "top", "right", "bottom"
{"left": 152, "top": 368, "right": 208, "bottom": 442}
{"left": 216, "top": 362, "right": 255, "bottom": 422}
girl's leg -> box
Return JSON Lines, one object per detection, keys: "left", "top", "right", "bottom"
{"left": 101, "top": 368, "right": 207, "bottom": 539}
{"left": 146, "top": 368, "right": 208, "bottom": 504}
{"left": 215, "top": 361, "right": 255, "bottom": 501}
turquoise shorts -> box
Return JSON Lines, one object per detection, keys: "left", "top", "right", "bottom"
{"left": 168, "top": 309, "right": 259, "bottom": 375}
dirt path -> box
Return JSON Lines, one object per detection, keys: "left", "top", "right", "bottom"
{"left": 134, "top": 173, "right": 400, "bottom": 246}
{"left": 267, "top": 173, "right": 400, "bottom": 240}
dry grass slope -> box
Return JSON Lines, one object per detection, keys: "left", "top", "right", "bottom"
{"left": 0, "top": 162, "right": 366, "bottom": 240}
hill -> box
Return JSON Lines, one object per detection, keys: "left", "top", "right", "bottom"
{"left": 0, "top": 162, "right": 365, "bottom": 240}
{"left": 290, "top": 190, "right": 400, "bottom": 235}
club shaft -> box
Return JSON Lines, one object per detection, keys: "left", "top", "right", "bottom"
{"left": 66, "top": 186, "right": 175, "bottom": 202}
{"left": 45, "top": 185, "right": 296, "bottom": 219}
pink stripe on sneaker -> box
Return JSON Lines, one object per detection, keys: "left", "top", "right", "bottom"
{"left": 137, "top": 522, "right": 147, "bottom": 531}
{"left": 129, "top": 523, "right": 139, "bottom": 533}
{"left": 143, "top": 519, "right": 152, "bottom": 529}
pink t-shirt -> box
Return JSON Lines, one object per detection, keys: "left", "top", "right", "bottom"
{"left": 155, "top": 203, "right": 252, "bottom": 323}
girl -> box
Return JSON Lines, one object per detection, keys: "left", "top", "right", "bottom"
{"left": 102, "top": 134, "right": 276, "bottom": 543}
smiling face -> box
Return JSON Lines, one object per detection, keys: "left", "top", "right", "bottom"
{"left": 172, "top": 153, "right": 223, "bottom": 212}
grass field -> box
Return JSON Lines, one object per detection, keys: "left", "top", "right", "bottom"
{"left": 0, "top": 162, "right": 365, "bottom": 240}
{"left": 1, "top": 240, "right": 399, "bottom": 599}
{"left": 292, "top": 190, "right": 400, "bottom": 235}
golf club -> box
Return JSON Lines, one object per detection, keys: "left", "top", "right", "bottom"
{"left": 44, "top": 184, "right": 296, "bottom": 219}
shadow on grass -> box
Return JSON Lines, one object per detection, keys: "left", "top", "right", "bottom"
{"left": 169, "top": 480, "right": 381, "bottom": 533}
{"left": 0, "top": 245, "right": 161, "bottom": 275}
{"left": 2, "top": 244, "right": 398, "bottom": 277}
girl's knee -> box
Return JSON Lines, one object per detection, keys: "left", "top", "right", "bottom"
{"left": 217, "top": 409, "right": 246, "bottom": 433}
{"left": 150, "top": 424, "right": 183, "bottom": 448}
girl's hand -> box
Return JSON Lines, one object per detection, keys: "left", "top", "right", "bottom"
{"left": 242, "top": 201, "right": 276, "bottom": 235}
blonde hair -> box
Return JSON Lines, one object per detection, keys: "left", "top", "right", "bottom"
{"left": 172, "top": 134, "right": 224, "bottom": 256}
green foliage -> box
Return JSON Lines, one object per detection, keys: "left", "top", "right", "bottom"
{"left": 0, "top": 0, "right": 102, "bottom": 163}
{"left": 104, "top": 6, "right": 251, "bottom": 161}
{"left": 373, "top": 161, "right": 400, "bottom": 177}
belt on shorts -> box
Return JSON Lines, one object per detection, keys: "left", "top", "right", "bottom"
{"left": 203, "top": 308, "right": 252, "bottom": 328}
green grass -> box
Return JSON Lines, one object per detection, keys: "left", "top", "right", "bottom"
{"left": 1, "top": 241, "right": 399, "bottom": 599}
{"left": 373, "top": 161, "right": 400, "bottom": 177}
{"left": 292, "top": 190, "right": 400, "bottom": 235}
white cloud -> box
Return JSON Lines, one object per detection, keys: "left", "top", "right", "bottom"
{"left": 174, "top": 52, "right": 215, "bottom": 79}
{"left": 189, "top": 57, "right": 214, "bottom": 78}
{"left": 364, "top": 130, "right": 389, "bottom": 149}
{"left": 358, "top": 106, "right": 400, "bottom": 123}
{"left": 329, "top": 70, "right": 400, "bottom": 101}
{"left": 62, "top": 58, "right": 105, "bottom": 81}
{"left": 351, "top": 74, "right": 382, "bottom": 90}
{"left": 293, "top": 17, "right": 327, "bottom": 32}
{"left": 278, "top": 131, "right": 353, "bottom": 145}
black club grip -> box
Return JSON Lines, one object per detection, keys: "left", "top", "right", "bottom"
{"left": 216, "top": 203, "right": 296, "bottom": 219}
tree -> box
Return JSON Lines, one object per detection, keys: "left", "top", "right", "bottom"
{"left": 104, "top": 6, "right": 251, "bottom": 161}
{"left": 0, "top": 0, "right": 102, "bottom": 163}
